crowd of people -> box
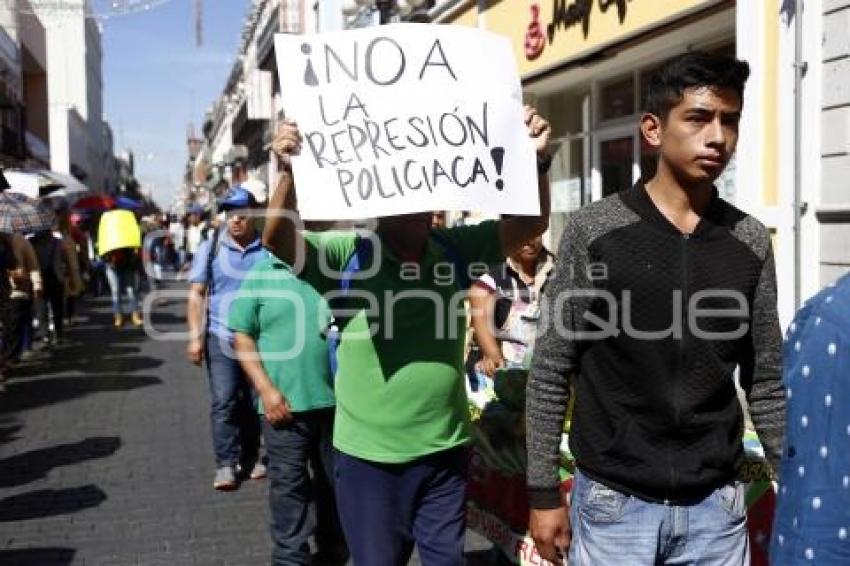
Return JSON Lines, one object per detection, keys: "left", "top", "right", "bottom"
{"left": 0, "top": 199, "right": 93, "bottom": 391}
{"left": 4, "top": 48, "right": 848, "bottom": 565}
{"left": 187, "top": 50, "right": 758, "bottom": 566}
{"left": 185, "top": 50, "right": 850, "bottom": 566}
{"left": 0, "top": 190, "right": 239, "bottom": 392}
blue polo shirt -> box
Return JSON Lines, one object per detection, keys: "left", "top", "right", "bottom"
{"left": 771, "top": 272, "right": 850, "bottom": 564}
{"left": 189, "top": 229, "right": 268, "bottom": 341}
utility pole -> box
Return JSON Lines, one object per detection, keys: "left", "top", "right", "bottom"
{"left": 194, "top": 0, "right": 203, "bottom": 47}
{"left": 376, "top": 0, "right": 393, "bottom": 24}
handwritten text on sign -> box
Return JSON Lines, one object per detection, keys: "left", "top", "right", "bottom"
{"left": 274, "top": 24, "right": 538, "bottom": 220}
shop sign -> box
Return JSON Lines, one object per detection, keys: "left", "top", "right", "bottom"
{"left": 483, "top": 0, "right": 722, "bottom": 78}
{"left": 524, "top": 3, "right": 546, "bottom": 61}
{"left": 547, "top": 0, "right": 632, "bottom": 43}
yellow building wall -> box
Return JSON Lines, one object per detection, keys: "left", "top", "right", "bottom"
{"left": 481, "top": 0, "right": 722, "bottom": 78}
{"left": 762, "top": 3, "right": 779, "bottom": 206}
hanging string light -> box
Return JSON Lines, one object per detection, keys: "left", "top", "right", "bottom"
{"left": 14, "top": 0, "right": 173, "bottom": 21}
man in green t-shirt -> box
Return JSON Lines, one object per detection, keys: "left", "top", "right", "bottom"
{"left": 264, "top": 106, "right": 551, "bottom": 565}
{"left": 229, "top": 258, "right": 348, "bottom": 566}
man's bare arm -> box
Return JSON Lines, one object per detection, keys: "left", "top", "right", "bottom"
{"left": 263, "top": 121, "right": 306, "bottom": 270}
{"left": 233, "top": 332, "right": 292, "bottom": 424}
{"left": 186, "top": 282, "right": 206, "bottom": 365}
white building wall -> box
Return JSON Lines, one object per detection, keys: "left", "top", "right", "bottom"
{"left": 735, "top": 1, "right": 798, "bottom": 328}
{"left": 820, "top": 0, "right": 850, "bottom": 285}
{"left": 799, "top": 0, "right": 824, "bottom": 302}
{"left": 35, "top": 1, "right": 105, "bottom": 192}
{"left": 85, "top": 16, "right": 105, "bottom": 191}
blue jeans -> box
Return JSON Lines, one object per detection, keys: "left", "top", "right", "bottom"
{"left": 568, "top": 469, "right": 750, "bottom": 565}
{"left": 263, "top": 409, "right": 347, "bottom": 566}
{"left": 105, "top": 264, "right": 138, "bottom": 314}
{"left": 204, "top": 336, "right": 260, "bottom": 468}
{"left": 334, "top": 446, "right": 468, "bottom": 566}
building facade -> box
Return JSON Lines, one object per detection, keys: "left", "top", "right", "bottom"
{"left": 33, "top": 0, "right": 108, "bottom": 192}
{"left": 818, "top": 1, "right": 850, "bottom": 286}
{"left": 425, "top": 0, "right": 846, "bottom": 327}
{"left": 0, "top": 0, "right": 49, "bottom": 167}
{"left": 193, "top": 0, "right": 848, "bottom": 323}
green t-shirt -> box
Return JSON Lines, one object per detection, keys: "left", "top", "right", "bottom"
{"left": 302, "top": 221, "right": 503, "bottom": 463}
{"left": 228, "top": 257, "right": 336, "bottom": 414}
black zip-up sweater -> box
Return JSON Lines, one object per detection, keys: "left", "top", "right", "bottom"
{"left": 526, "top": 183, "right": 785, "bottom": 507}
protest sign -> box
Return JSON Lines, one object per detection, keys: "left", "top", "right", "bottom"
{"left": 274, "top": 23, "right": 539, "bottom": 220}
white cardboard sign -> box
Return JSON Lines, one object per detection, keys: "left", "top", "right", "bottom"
{"left": 274, "top": 24, "right": 539, "bottom": 220}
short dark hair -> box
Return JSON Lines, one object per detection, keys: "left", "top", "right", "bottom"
{"left": 644, "top": 51, "right": 750, "bottom": 119}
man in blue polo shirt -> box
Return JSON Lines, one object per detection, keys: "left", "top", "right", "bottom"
{"left": 187, "top": 187, "right": 268, "bottom": 490}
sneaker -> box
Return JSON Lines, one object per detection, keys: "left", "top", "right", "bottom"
{"left": 131, "top": 312, "right": 143, "bottom": 327}
{"left": 113, "top": 314, "right": 124, "bottom": 328}
{"left": 213, "top": 466, "right": 237, "bottom": 491}
{"left": 248, "top": 462, "right": 267, "bottom": 480}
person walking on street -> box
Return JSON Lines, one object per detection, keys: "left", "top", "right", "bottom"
{"left": 28, "top": 228, "right": 68, "bottom": 344}
{"left": 185, "top": 206, "right": 205, "bottom": 266}
{"left": 0, "top": 232, "right": 17, "bottom": 391}
{"left": 5, "top": 234, "right": 41, "bottom": 363}
{"left": 526, "top": 51, "right": 786, "bottom": 565}
{"left": 229, "top": 253, "right": 348, "bottom": 565}
{"left": 103, "top": 247, "right": 143, "bottom": 328}
{"left": 187, "top": 187, "right": 267, "bottom": 491}
{"left": 55, "top": 205, "right": 84, "bottom": 326}
{"left": 264, "top": 105, "right": 552, "bottom": 565}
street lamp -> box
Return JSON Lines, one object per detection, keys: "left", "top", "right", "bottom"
{"left": 342, "top": 0, "right": 430, "bottom": 25}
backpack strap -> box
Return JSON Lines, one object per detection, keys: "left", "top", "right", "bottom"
{"left": 203, "top": 228, "right": 222, "bottom": 336}
{"left": 327, "top": 236, "right": 372, "bottom": 378}
{"left": 204, "top": 228, "right": 222, "bottom": 289}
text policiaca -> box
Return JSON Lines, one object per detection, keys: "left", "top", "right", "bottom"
{"left": 303, "top": 102, "right": 504, "bottom": 207}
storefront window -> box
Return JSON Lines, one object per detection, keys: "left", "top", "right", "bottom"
{"left": 600, "top": 75, "right": 635, "bottom": 121}
{"left": 547, "top": 137, "right": 586, "bottom": 252}
{"left": 600, "top": 136, "right": 634, "bottom": 196}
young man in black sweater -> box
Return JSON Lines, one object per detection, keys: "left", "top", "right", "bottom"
{"left": 526, "top": 51, "right": 785, "bottom": 564}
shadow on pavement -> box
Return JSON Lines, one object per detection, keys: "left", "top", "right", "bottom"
{"left": 9, "top": 353, "right": 161, "bottom": 379}
{"left": 146, "top": 310, "right": 189, "bottom": 326}
{"left": 0, "top": 415, "right": 24, "bottom": 443}
{"left": 0, "top": 436, "right": 121, "bottom": 489}
{"left": 0, "top": 547, "right": 76, "bottom": 565}
{"left": 0, "top": 485, "right": 107, "bottom": 522}
{"left": 0, "top": 374, "right": 162, "bottom": 413}
{"left": 8, "top": 319, "right": 159, "bottom": 377}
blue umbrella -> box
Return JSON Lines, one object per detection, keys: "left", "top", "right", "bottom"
{"left": 115, "top": 196, "right": 143, "bottom": 210}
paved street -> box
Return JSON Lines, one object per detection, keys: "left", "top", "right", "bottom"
{"left": 0, "top": 283, "right": 493, "bottom": 565}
